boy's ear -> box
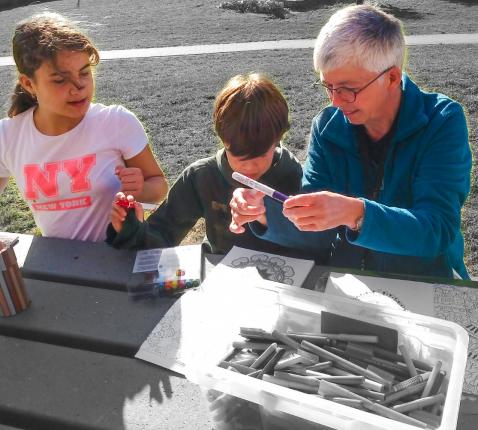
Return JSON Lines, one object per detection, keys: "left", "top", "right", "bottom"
{"left": 18, "top": 74, "right": 35, "bottom": 96}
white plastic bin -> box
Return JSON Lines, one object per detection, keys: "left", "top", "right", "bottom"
{"left": 185, "top": 269, "right": 468, "bottom": 430}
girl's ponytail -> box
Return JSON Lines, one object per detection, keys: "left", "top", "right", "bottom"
{"left": 8, "top": 82, "right": 37, "bottom": 118}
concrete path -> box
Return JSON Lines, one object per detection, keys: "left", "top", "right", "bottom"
{"left": 0, "top": 33, "right": 477, "bottom": 67}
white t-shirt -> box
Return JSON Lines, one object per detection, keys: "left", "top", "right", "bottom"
{"left": 0, "top": 103, "right": 148, "bottom": 242}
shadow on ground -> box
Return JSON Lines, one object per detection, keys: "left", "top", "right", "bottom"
{"left": 285, "top": 0, "right": 341, "bottom": 12}
{"left": 380, "top": 3, "right": 425, "bottom": 20}
{"left": 443, "top": 0, "right": 478, "bottom": 5}
{"left": 0, "top": 0, "right": 62, "bottom": 13}
{"left": 285, "top": 0, "right": 426, "bottom": 20}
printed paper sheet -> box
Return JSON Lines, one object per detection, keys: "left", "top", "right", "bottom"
{"left": 326, "top": 272, "right": 478, "bottom": 395}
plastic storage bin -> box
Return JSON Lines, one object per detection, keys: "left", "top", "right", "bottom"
{"left": 185, "top": 269, "right": 468, "bottom": 430}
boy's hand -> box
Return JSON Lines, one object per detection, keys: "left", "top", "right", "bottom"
{"left": 229, "top": 188, "right": 267, "bottom": 234}
{"left": 111, "top": 192, "right": 144, "bottom": 233}
{"left": 115, "top": 165, "right": 144, "bottom": 198}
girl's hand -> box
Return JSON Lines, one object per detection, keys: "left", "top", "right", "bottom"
{"left": 115, "top": 165, "right": 145, "bottom": 198}
{"left": 229, "top": 188, "right": 267, "bottom": 234}
{"left": 111, "top": 192, "right": 144, "bottom": 232}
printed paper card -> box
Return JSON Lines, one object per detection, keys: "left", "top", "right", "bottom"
{"left": 133, "top": 248, "right": 162, "bottom": 273}
{"left": 219, "top": 245, "right": 314, "bottom": 287}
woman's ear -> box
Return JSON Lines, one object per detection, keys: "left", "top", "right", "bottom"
{"left": 388, "top": 66, "right": 402, "bottom": 89}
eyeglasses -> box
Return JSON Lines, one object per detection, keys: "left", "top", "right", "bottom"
{"left": 316, "top": 66, "right": 394, "bottom": 103}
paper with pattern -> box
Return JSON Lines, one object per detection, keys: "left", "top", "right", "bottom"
{"left": 135, "top": 291, "right": 195, "bottom": 374}
{"left": 135, "top": 266, "right": 273, "bottom": 374}
{"left": 326, "top": 272, "right": 478, "bottom": 394}
{"left": 219, "top": 246, "right": 314, "bottom": 286}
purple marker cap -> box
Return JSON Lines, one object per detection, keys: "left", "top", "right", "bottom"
{"left": 232, "top": 171, "right": 289, "bottom": 203}
{"left": 271, "top": 190, "right": 288, "bottom": 203}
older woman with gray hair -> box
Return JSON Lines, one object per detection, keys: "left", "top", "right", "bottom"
{"left": 229, "top": 3, "right": 472, "bottom": 279}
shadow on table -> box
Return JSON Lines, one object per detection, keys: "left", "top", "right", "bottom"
{"left": 0, "top": 296, "right": 189, "bottom": 430}
{"left": 1, "top": 234, "right": 194, "bottom": 428}
{"left": 117, "top": 301, "right": 214, "bottom": 429}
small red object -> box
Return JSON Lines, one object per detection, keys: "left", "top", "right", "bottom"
{"left": 115, "top": 199, "right": 134, "bottom": 209}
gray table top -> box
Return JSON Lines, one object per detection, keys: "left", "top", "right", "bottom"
{"left": 1, "top": 232, "right": 477, "bottom": 429}
{"left": 1, "top": 234, "right": 213, "bottom": 429}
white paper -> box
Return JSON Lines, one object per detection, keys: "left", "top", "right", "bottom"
{"left": 218, "top": 245, "right": 314, "bottom": 287}
{"left": 325, "top": 272, "right": 478, "bottom": 395}
{"left": 135, "top": 265, "right": 281, "bottom": 374}
{"left": 325, "top": 272, "right": 435, "bottom": 314}
{"left": 135, "top": 288, "right": 205, "bottom": 373}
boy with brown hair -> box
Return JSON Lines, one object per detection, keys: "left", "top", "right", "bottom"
{"left": 107, "top": 73, "right": 302, "bottom": 254}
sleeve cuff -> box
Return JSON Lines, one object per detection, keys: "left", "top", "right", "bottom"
{"left": 345, "top": 198, "right": 374, "bottom": 246}
{"left": 104, "top": 210, "right": 142, "bottom": 249}
{"left": 345, "top": 197, "right": 366, "bottom": 241}
{"left": 249, "top": 221, "right": 268, "bottom": 237}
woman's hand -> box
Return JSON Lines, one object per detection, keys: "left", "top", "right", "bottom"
{"left": 282, "top": 191, "right": 364, "bottom": 231}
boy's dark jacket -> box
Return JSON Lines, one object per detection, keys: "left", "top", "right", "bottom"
{"left": 106, "top": 146, "right": 303, "bottom": 255}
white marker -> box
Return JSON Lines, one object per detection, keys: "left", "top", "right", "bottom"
{"left": 232, "top": 172, "right": 289, "bottom": 203}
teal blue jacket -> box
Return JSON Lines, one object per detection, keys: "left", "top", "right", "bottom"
{"left": 255, "top": 75, "right": 472, "bottom": 279}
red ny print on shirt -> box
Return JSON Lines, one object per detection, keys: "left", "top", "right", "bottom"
{"left": 24, "top": 154, "right": 96, "bottom": 200}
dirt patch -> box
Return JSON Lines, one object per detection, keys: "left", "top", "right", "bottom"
{"left": 219, "top": 0, "right": 288, "bottom": 19}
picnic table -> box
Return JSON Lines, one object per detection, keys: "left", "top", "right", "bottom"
{"left": 0, "top": 232, "right": 477, "bottom": 429}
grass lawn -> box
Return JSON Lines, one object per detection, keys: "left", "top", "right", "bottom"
{"left": 0, "top": 0, "right": 476, "bottom": 55}
{"left": 0, "top": 0, "right": 477, "bottom": 273}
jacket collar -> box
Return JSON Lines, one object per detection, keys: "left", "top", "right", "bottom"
{"left": 320, "top": 74, "right": 429, "bottom": 149}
